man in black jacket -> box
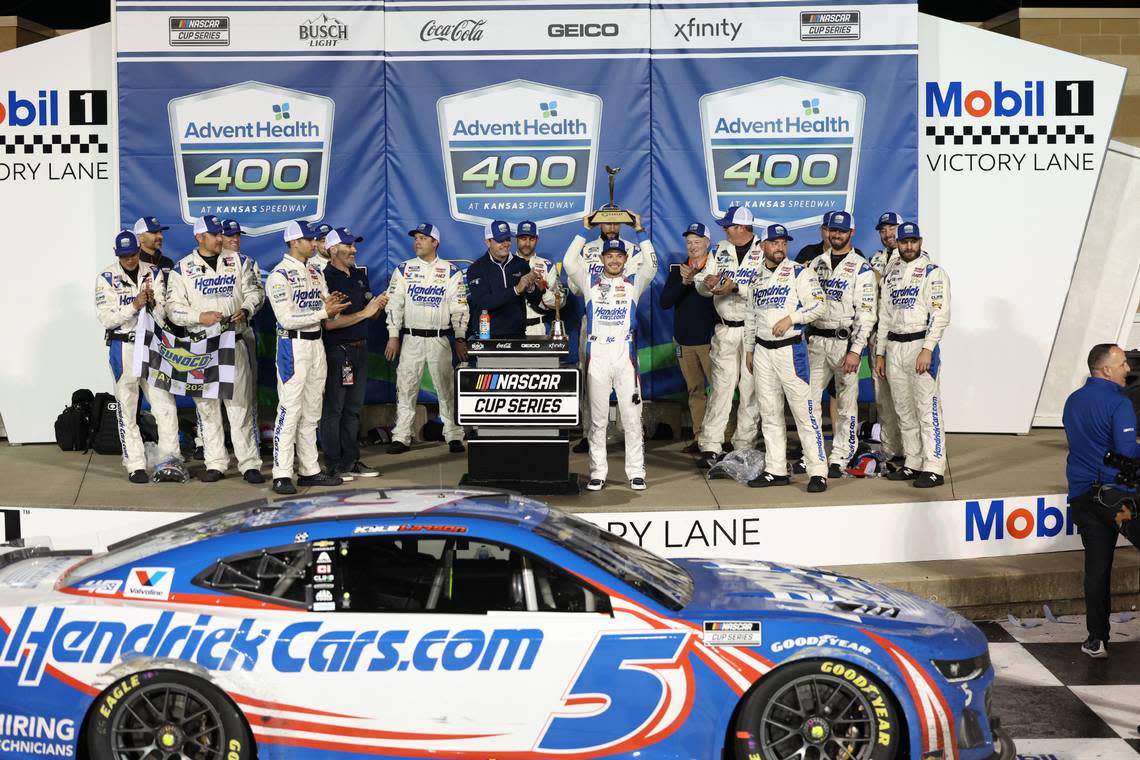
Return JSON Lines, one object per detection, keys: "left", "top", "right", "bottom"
{"left": 661, "top": 223, "right": 718, "bottom": 452}
{"left": 466, "top": 220, "right": 543, "bottom": 339}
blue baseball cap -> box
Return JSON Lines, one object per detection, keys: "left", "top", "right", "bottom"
{"left": 516, "top": 220, "right": 538, "bottom": 237}
{"left": 114, "top": 230, "right": 140, "bottom": 256}
{"left": 828, "top": 211, "right": 853, "bottom": 231}
{"left": 193, "top": 215, "right": 223, "bottom": 235}
{"left": 896, "top": 222, "right": 922, "bottom": 240}
{"left": 683, "top": 222, "right": 711, "bottom": 240}
{"left": 764, "top": 224, "right": 794, "bottom": 241}
{"left": 326, "top": 227, "right": 363, "bottom": 248}
{"left": 133, "top": 216, "right": 169, "bottom": 234}
{"left": 220, "top": 219, "right": 243, "bottom": 237}
{"left": 821, "top": 210, "right": 837, "bottom": 227}
{"left": 718, "top": 206, "right": 754, "bottom": 228}
{"left": 283, "top": 219, "right": 318, "bottom": 242}
{"left": 601, "top": 239, "right": 628, "bottom": 255}
{"left": 409, "top": 222, "right": 440, "bottom": 242}
{"left": 875, "top": 211, "right": 903, "bottom": 230}
{"left": 484, "top": 220, "right": 513, "bottom": 243}
{"left": 312, "top": 222, "right": 333, "bottom": 239}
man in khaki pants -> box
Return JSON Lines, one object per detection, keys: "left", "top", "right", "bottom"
{"left": 661, "top": 223, "right": 718, "bottom": 452}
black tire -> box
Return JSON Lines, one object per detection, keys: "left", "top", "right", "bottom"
{"left": 87, "top": 669, "right": 254, "bottom": 760}
{"left": 733, "top": 659, "right": 901, "bottom": 760}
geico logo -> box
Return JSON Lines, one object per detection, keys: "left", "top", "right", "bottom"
{"left": 0, "top": 90, "right": 59, "bottom": 126}
{"left": 925, "top": 81, "right": 1045, "bottom": 118}
{"left": 966, "top": 498, "right": 1076, "bottom": 541}
{"left": 547, "top": 23, "right": 619, "bottom": 38}
{"left": 0, "top": 608, "right": 544, "bottom": 686}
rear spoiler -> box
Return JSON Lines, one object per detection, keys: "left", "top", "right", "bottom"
{"left": 0, "top": 538, "right": 91, "bottom": 570}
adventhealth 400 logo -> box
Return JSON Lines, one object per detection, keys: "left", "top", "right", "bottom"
{"left": 437, "top": 80, "right": 602, "bottom": 229}
{"left": 167, "top": 81, "right": 335, "bottom": 235}
{"left": 699, "top": 77, "right": 865, "bottom": 229}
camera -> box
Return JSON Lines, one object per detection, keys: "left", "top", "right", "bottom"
{"left": 1103, "top": 451, "right": 1140, "bottom": 488}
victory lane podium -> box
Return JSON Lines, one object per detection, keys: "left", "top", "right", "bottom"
{"left": 457, "top": 338, "right": 580, "bottom": 495}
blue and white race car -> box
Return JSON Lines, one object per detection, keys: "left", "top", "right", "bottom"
{"left": 0, "top": 488, "right": 1014, "bottom": 760}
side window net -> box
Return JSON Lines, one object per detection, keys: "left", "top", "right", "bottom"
{"left": 197, "top": 545, "right": 309, "bottom": 605}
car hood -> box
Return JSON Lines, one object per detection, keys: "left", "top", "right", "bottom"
{"left": 675, "top": 557, "right": 959, "bottom": 628}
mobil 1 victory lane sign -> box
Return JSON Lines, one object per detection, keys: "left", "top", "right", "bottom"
{"left": 458, "top": 369, "right": 579, "bottom": 426}
{"left": 167, "top": 81, "right": 335, "bottom": 235}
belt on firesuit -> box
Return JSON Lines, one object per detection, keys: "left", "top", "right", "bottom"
{"left": 525, "top": 315, "right": 552, "bottom": 327}
{"left": 755, "top": 334, "right": 802, "bottom": 350}
{"left": 809, "top": 325, "right": 853, "bottom": 340}
{"left": 105, "top": 331, "right": 134, "bottom": 344}
{"left": 717, "top": 318, "right": 745, "bottom": 328}
{"left": 887, "top": 330, "right": 927, "bottom": 343}
{"left": 401, "top": 327, "right": 454, "bottom": 338}
{"left": 277, "top": 328, "right": 322, "bottom": 340}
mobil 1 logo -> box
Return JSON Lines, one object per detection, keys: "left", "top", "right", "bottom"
{"left": 699, "top": 77, "right": 864, "bottom": 229}
{"left": 437, "top": 80, "right": 602, "bottom": 230}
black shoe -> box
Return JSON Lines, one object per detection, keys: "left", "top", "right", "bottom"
{"left": 193, "top": 445, "right": 205, "bottom": 461}
{"left": 448, "top": 440, "right": 465, "bottom": 454}
{"left": 347, "top": 461, "right": 380, "bottom": 478}
{"left": 586, "top": 478, "right": 605, "bottom": 491}
{"left": 388, "top": 441, "right": 410, "bottom": 454}
{"left": 792, "top": 460, "right": 807, "bottom": 475}
{"left": 272, "top": 477, "right": 297, "bottom": 495}
{"left": 748, "top": 471, "right": 791, "bottom": 488}
{"left": 572, "top": 437, "right": 590, "bottom": 454}
{"left": 128, "top": 469, "right": 149, "bottom": 484}
{"left": 828, "top": 463, "right": 845, "bottom": 479}
{"left": 630, "top": 477, "right": 647, "bottom": 491}
{"left": 886, "top": 466, "right": 918, "bottom": 481}
{"left": 723, "top": 442, "right": 735, "bottom": 453}
{"left": 297, "top": 472, "right": 343, "bottom": 487}
{"left": 697, "top": 451, "right": 720, "bottom": 470}
{"left": 807, "top": 476, "right": 828, "bottom": 493}
{"left": 914, "top": 472, "right": 945, "bottom": 488}
{"left": 200, "top": 469, "right": 225, "bottom": 483}
{"left": 682, "top": 441, "right": 701, "bottom": 454}
{"left": 243, "top": 469, "right": 265, "bottom": 484}
{"left": 329, "top": 467, "right": 353, "bottom": 482}
{"left": 1081, "top": 638, "right": 1108, "bottom": 659}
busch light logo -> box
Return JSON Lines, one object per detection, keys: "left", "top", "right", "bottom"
{"left": 437, "top": 79, "right": 602, "bottom": 230}
{"left": 168, "top": 81, "right": 335, "bottom": 235}
{"left": 699, "top": 77, "right": 865, "bottom": 229}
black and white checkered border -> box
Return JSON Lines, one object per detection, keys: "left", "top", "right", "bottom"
{"left": 0, "top": 133, "right": 109, "bottom": 155}
{"left": 926, "top": 124, "right": 1095, "bottom": 146}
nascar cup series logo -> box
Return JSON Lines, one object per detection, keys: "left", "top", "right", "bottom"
{"left": 437, "top": 79, "right": 602, "bottom": 229}
{"left": 167, "top": 81, "right": 335, "bottom": 235}
{"left": 699, "top": 77, "right": 864, "bottom": 229}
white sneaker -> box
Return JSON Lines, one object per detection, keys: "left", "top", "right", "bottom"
{"left": 630, "top": 477, "right": 647, "bottom": 491}
{"left": 586, "top": 478, "right": 605, "bottom": 491}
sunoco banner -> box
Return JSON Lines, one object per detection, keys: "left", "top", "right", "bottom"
{"left": 115, "top": 0, "right": 917, "bottom": 403}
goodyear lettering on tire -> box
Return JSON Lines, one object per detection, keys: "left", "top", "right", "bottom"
{"left": 819, "top": 661, "right": 893, "bottom": 746}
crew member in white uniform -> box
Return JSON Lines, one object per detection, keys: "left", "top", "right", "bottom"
{"left": 94, "top": 230, "right": 181, "bottom": 483}
{"left": 564, "top": 226, "right": 658, "bottom": 491}
{"left": 874, "top": 222, "right": 951, "bottom": 488}
{"left": 806, "top": 210, "right": 877, "bottom": 476}
{"left": 167, "top": 215, "right": 266, "bottom": 483}
{"left": 694, "top": 205, "right": 764, "bottom": 462}
{"left": 220, "top": 218, "right": 261, "bottom": 409}
{"left": 743, "top": 224, "right": 828, "bottom": 491}
{"left": 385, "top": 222, "right": 470, "bottom": 454}
{"left": 514, "top": 220, "right": 564, "bottom": 336}
{"left": 266, "top": 220, "right": 349, "bottom": 494}
{"left": 869, "top": 211, "right": 904, "bottom": 465}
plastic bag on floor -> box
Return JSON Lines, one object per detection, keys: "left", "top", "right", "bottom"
{"left": 706, "top": 449, "right": 765, "bottom": 483}
{"left": 152, "top": 455, "right": 190, "bottom": 483}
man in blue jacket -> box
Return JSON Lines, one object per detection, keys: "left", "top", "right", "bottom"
{"left": 1063, "top": 343, "right": 1140, "bottom": 658}
{"left": 466, "top": 220, "right": 543, "bottom": 339}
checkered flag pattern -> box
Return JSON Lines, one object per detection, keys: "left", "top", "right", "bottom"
{"left": 926, "top": 124, "right": 1095, "bottom": 147}
{"left": 0, "top": 133, "right": 109, "bottom": 155}
{"left": 132, "top": 309, "right": 236, "bottom": 399}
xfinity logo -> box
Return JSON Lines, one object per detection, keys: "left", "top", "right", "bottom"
{"left": 548, "top": 22, "right": 619, "bottom": 38}
{"left": 300, "top": 13, "right": 348, "bottom": 47}
{"left": 420, "top": 18, "right": 486, "bottom": 42}
{"left": 674, "top": 17, "right": 742, "bottom": 42}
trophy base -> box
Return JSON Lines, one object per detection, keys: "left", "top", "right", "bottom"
{"left": 588, "top": 208, "right": 635, "bottom": 226}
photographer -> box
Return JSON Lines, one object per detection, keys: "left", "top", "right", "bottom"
{"left": 1062, "top": 343, "right": 1140, "bottom": 659}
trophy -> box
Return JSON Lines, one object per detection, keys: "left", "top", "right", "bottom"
{"left": 550, "top": 287, "right": 566, "bottom": 340}
{"left": 587, "top": 165, "right": 636, "bottom": 226}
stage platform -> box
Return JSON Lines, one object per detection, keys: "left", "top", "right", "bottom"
{"left": 0, "top": 428, "right": 1135, "bottom": 621}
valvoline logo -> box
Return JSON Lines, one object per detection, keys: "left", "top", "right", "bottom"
{"left": 0, "top": 90, "right": 59, "bottom": 126}
{"left": 123, "top": 566, "right": 175, "bottom": 600}
{"left": 925, "top": 81, "right": 1046, "bottom": 118}
{"left": 965, "top": 497, "right": 1075, "bottom": 542}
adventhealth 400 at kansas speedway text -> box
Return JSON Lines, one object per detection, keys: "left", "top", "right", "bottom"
{"left": 0, "top": 489, "right": 1014, "bottom": 760}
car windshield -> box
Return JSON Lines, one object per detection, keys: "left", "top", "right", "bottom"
{"left": 61, "top": 501, "right": 273, "bottom": 585}
{"left": 534, "top": 508, "right": 692, "bottom": 610}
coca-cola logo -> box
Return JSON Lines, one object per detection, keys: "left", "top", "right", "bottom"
{"left": 420, "top": 18, "right": 487, "bottom": 42}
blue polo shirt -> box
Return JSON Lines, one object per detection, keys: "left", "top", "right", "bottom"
{"left": 1062, "top": 376, "right": 1140, "bottom": 500}
{"left": 322, "top": 264, "right": 385, "bottom": 345}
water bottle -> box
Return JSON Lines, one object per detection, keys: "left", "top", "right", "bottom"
{"left": 479, "top": 309, "right": 491, "bottom": 340}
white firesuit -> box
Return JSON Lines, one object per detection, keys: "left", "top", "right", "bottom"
{"left": 386, "top": 256, "right": 469, "bottom": 445}
{"left": 566, "top": 236, "right": 641, "bottom": 438}
{"left": 808, "top": 250, "right": 877, "bottom": 467}
{"left": 693, "top": 236, "right": 765, "bottom": 453}
{"left": 520, "top": 254, "right": 564, "bottom": 336}
{"left": 742, "top": 258, "right": 827, "bottom": 478}
{"left": 167, "top": 249, "right": 265, "bottom": 473}
{"left": 266, "top": 254, "right": 330, "bottom": 480}
{"left": 869, "top": 247, "right": 902, "bottom": 458}
{"left": 563, "top": 235, "right": 658, "bottom": 482}
{"left": 876, "top": 253, "right": 951, "bottom": 475}
{"left": 94, "top": 261, "right": 180, "bottom": 473}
